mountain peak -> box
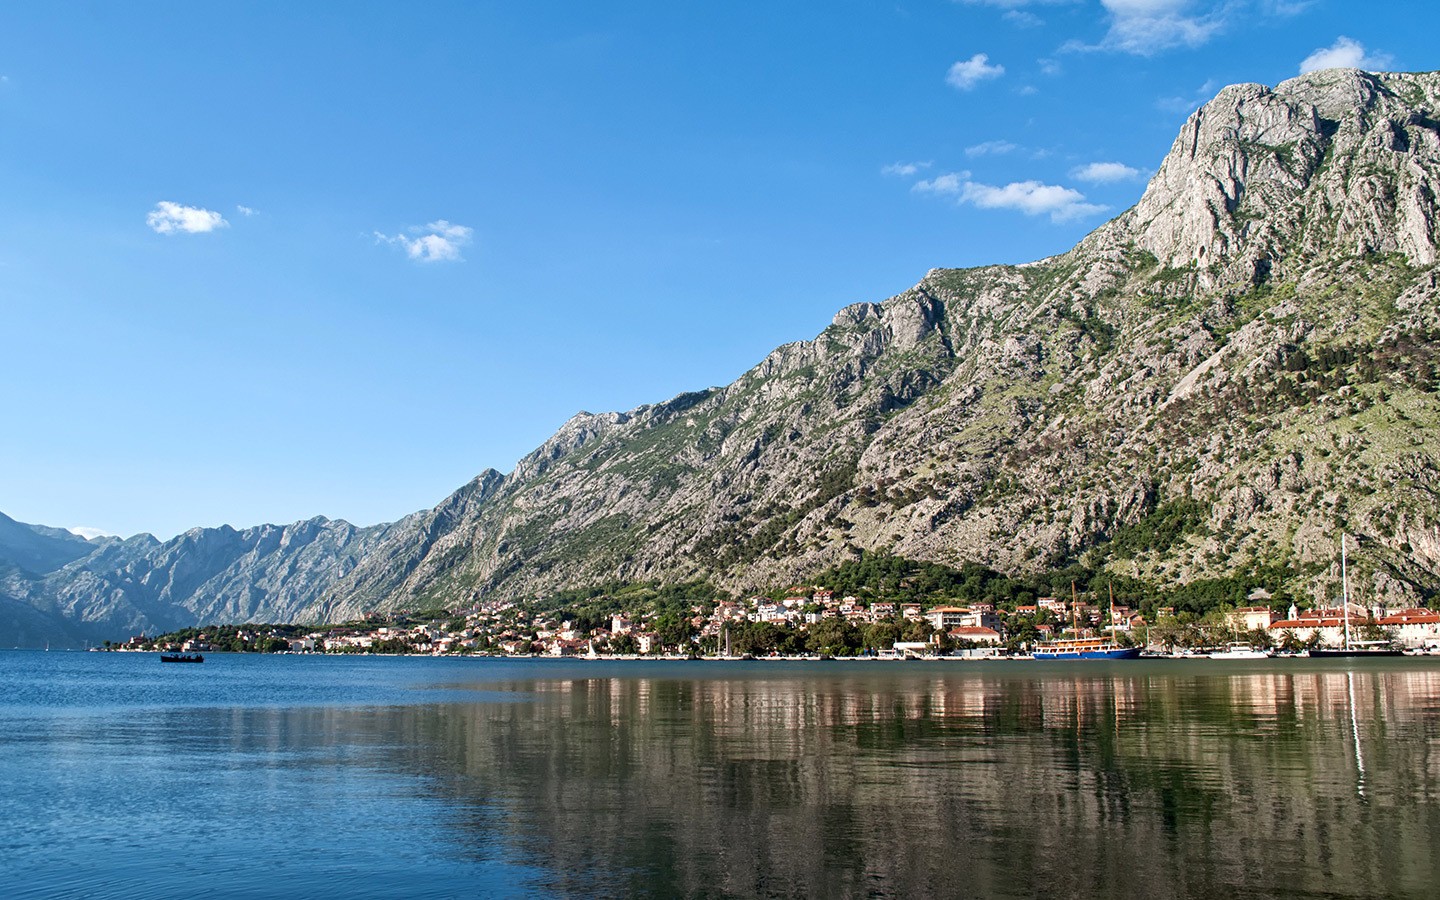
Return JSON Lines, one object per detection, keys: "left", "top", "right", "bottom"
{"left": 1113, "top": 68, "right": 1440, "bottom": 289}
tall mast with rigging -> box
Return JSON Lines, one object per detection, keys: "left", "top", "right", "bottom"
{"left": 1341, "top": 533, "right": 1352, "bottom": 651}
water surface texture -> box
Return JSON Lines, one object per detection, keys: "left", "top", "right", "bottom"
{"left": 4, "top": 652, "right": 1439, "bottom": 898}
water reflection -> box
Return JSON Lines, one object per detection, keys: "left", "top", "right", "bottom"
{"left": 9, "top": 660, "right": 1440, "bottom": 898}
{"left": 393, "top": 662, "right": 1440, "bottom": 897}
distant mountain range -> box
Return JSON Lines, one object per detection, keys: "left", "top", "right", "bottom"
{"left": 5, "top": 67, "right": 1439, "bottom": 647}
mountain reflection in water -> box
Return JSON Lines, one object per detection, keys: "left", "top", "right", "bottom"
{"left": 6, "top": 657, "right": 1440, "bottom": 898}
{"left": 385, "top": 663, "right": 1440, "bottom": 897}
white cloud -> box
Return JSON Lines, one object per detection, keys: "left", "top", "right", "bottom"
{"left": 375, "top": 219, "right": 474, "bottom": 263}
{"left": 882, "top": 161, "right": 930, "bottom": 177}
{"left": 146, "top": 201, "right": 228, "bottom": 235}
{"left": 1262, "top": 0, "right": 1314, "bottom": 15}
{"left": 1156, "top": 78, "right": 1219, "bottom": 113}
{"left": 956, "top": 0, "right": 1078, "bottom": 7}
{"left": 947, "top": 54, "right": 1005, "bottom": 90}
{"left": 236, "top": 205, "right": 258, "bottom": 217}
{"left": 1072, "top": 161, "right": 1145, "bottom": 182}
{"left": 913, "top": 172, "right": 1106, "bottom": 222}
{"left": 966, "top": 140, "right": 1019, "bottom": 157}
{"left": 1079, "top": 0, "right": 1228, "bottom": 55}
{"left": 68, "top": 526, "right": 115, "bottom": 540}
{"left": 1299, "top": 37, "right": 1393, "bottom": 75}
{"left": 912, "top": 172, "right": 971, "bottom": 196}
{"left": 1038, "top": 57, "right": 1062, "bottom": 76}
{"left": 1004, "top": 10, "right": 1045, "bottom": 27}
{"left": 962, "top": 179, "right": 1108, "bottom": 222}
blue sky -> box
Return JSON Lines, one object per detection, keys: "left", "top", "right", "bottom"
{"left": 0, "top": 1, "right": 1432, "bottom": 540}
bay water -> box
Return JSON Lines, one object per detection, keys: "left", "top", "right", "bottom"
{"left": 4, "top": 651, "right": 1439, "bottom": 897}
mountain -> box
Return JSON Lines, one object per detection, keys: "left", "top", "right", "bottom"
{"left": 5, "top": 67, "right": 1440, "bottom": 646}
{"left": 0, "top": 516, "right": 411, "bottom": 646}
{"left": 0, "top": 511, "right": 105, "bottom": 576}
{"left": 321, "top": 67, "right": 1440, "bottom": 612}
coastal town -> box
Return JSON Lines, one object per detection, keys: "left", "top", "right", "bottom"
{"left": 110, "top": 585, "right": 1440, "bottom": 659}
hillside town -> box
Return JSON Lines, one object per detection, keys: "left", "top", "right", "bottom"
{"left": 110, "top": 585, "right": 1440, "bottom": 659}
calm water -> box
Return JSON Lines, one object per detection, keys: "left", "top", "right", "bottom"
{"left": 4, "top": 652, "right": 1440, "bottom": 898}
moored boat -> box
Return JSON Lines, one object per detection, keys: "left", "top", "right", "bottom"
{"left": 1207, "top": 643, "right": 1272, "bottom": 660}
{"left": 160, "top": 653, "right": 204, "bottom": 663}
{"left": 1308, "top": 642, "right": 1403, "bottom": 658}
{"left": 1032, "top": 637, "right": 1141, "bottom": 660}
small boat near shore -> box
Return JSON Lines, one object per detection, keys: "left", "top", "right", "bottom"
{"left": 1308, "top": 643, "right": 1403, "bottom": 658}
{"left": 1207, "top": 643, "right": 1272, "bottom": 660}
{"left": 160, "top": 653, "right": 204, "bottom": 663}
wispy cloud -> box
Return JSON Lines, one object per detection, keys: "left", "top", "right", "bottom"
{"left": 68, "top": 526, "right": 115, "bottom": 540}
{"left": 954, "top": 0, "right": 1072, "bottom": 26}
{"left": 912, "top": 172, "right": 972, "bottom": 196}
{"left": 1261, "top": 0, "right": 1314, "bottom": 15}
{"left": 946, "top": 54, "right": 1005, "bottom": 90}
{"left": 1065, "top": 1, "right": 1228, "bottom": 56}
{"left": 374, "top": 220, "right": 474, "bottom": 263}
{"left": 1156, "top": 78, "right": 1219, "bottom": 113}
{"left": 914, "top": 171, "right": 1106, "bottom": 222}
{"left": 882, "top": 161, "right": 930, "bottom": 177}
{"left": 236, "top": 205, "right": 258, "bottom": 217}
{"left": 1299, "top": 37, "right": 1393, "bottom": 75}
{"left": 1072, "top": 161, "right": 1145, "bottom": 183}
{"left": 966, "top": 140, "right": 1019, "bottom": 157}
{"left": 146, "top": 201, "right": 228, "bottom": 235}
{"left": 956, "top": 0, "right": 1079, "bottom": 8}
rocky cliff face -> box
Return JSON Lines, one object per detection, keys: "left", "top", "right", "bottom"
{"left": 6, "top": 68, "right": 1440, "bottom": 646}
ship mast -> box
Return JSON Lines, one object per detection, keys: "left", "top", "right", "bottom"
{"left": 1108, "top": 581, "right": 1115, "bottom": 638}
{"left": 1341, "top": 534, "right": 1352, "bottom": 651}
{"left": 1071, "top": 581, "right": 1079, "bottom": 637}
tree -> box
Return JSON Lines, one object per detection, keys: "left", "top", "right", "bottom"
{"left": 862, "top": 622, "right": 901, "bottom": 652}
{"left": 806, "top": 619, "right": 860, "bottom": 656}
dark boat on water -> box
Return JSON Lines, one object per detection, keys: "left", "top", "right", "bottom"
{"left": 160, "top": 653, "right": 204, "bottom": 663}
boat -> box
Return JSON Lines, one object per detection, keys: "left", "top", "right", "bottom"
{"left": 1032, "top": 637, "right": 1141, "bottom": 660}
{"left": 1309, "top": 642, "right": 1402, "bottom": 658}
{"left": 1310, "top": 534, "right": 1403, "bottom": 658}
{"left": 1207, "top": 643, "right": 1272, "bottom": 660}
{"left": 1033, "top": 581, "right": 1142, "bottom": 659}
{"left": 160, "top": 653, "right": 204, "bottom": 663}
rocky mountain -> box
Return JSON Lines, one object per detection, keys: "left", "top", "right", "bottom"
{"left": 0, "top": 511, "right": 104, "bottom": 576}
{"left": 6, "top": 67, "right": 1440, "bottom": 646}
{"left": 323, "top": 67, "right": 1440, "bottom": 613}
{"left": 0, "top": 515, "right": 410, "bottom": 646}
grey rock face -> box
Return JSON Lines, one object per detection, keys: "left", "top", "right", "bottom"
{"left": 1118, "top": 69, "right": 1440, "bottom": 287}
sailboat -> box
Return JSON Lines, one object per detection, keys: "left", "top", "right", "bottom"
{"left": 1310, "top": 534, "right": 1402, "bottom": 658}
{"left": 1033, "top": 582, "right": 1141, "bottom": 660}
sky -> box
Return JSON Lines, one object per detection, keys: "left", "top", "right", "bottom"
{"left": 0, "top": 1, "right": 1434, "bottom": 541}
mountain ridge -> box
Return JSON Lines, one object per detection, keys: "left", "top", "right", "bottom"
{"left": 5, "top": 67, "right": 1439, "bottom": 646}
